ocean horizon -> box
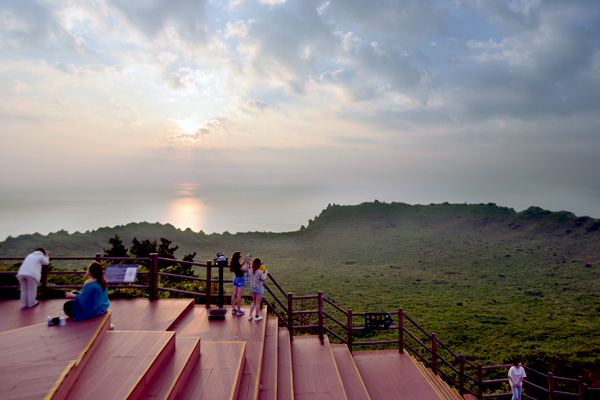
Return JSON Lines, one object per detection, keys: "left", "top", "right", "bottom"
{"left": 0, "top": 184, "right": 390, "bottom": 241}
{"left": 1, "top": 183, "right": 598, "bottom": 242}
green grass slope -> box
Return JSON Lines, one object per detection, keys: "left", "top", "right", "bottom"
{"left": 1, "top": 201, "right": 599, "bottom": 382}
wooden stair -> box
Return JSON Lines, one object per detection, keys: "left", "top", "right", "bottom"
{"left": 291, "top": 335, "right": 347, "bottom": 399}
{"left": 331, "top": 343, "right": 371, "bottom": 400}
{"left": 142, "top": 337, "right": 200, "bottom": 400}
{"left": 352, "top": 349, "right": 463, "bottom": 400}
{"left": 277, "top": 326, "right": 294, "bottom": 400}
{"left": 0, "top": 299, "right": 467, "bottom": 400}
{"left": 65, "top": 330, "right": 177, "bottom": 400}
{"left": 258, "top": 316, "right": 279, "bottom": 400}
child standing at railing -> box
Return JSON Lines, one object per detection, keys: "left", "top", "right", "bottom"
{"left": 508, "top": 360, "right": 526, "bottom": 400}
{"left": 248, "top": 257, "right": 268, "bottom": 322}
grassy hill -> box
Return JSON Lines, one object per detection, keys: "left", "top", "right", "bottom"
{"left": 1, "top": 201, "right": 599, "bottom": 382}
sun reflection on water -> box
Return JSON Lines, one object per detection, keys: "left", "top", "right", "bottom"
{"left": 166, "top": 196, "right": 206, "bottom": 233}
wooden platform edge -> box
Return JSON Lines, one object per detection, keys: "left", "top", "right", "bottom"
{"left": 166, "top": 299, "right": 196, "bottom": 331}
{"left": 259, "top": 316, "right": 279, "bottom": 400}
{"left": 409, "top": 353, "right": 463, "bottom": 400}
{"left": 250, "top": 304, "right": 268, "bottom": 400}
{"left": 46, "top": 311, "right": 112, "bottom": 400}
{"left": 230, "top": 341, "right": 247, "bottom": 400}
{"left": 165, "top": 337, "right": 202, "bottom": 400}
{"left": 277, "top": 327, "right": 294, "bottom": 400}
{"left": 324, "top": 335, "right": 349, "bottom": 400}
{"left": 124, "top": 331, "right": 177, "bottom": 400}
{"left": 331, "top": 344, "right": 371, "bottom": 400}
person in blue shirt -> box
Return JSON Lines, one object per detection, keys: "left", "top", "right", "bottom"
{"left": 64, "top": 261, "right": 110, "bottom": 321}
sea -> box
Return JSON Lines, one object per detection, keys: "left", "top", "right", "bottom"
{"left": 0, "top": 184, "right": 393, "bottom": 241}
{"left": 2, "top": 183, "right": 597, "bottom": 242}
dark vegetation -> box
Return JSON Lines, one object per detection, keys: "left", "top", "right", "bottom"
{"left": 1, "top": 201, "right": 599, "bottom": 385}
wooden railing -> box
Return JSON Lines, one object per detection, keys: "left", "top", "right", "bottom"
{"left": 1, "top": 254, "right": 599, "bottom": 400}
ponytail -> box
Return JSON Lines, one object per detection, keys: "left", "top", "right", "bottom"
{"left": 252, "top": 258, "right": 261, "bottom": 272}
{"left": 88, "top": 261, "right": 108, "bottom": 290}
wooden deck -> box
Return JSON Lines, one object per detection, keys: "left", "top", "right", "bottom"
{"left": 65, "top": 330, "right": 176, "bottom": 400}
{"left": 170, "top": 303, "right": 268, "bottom": 400}
{"left": 331, "top": 344, "right": 371, "bottom": 400}
{"left": 0, "top": 298, "right": 466, "bottom": 400}
{"left": 277, "top": 327, "right": 294, "bottom": 400}
{"left": 291, "top": 335, "right": 347, "bottom": 400}
{"left": 353, "top": 349, "right": 463, "bottom": 400}
{"left": 0, "top": 298, "right": 194, "bottom": 334}
{"left": 259, "top": 317, "right": 279, "bottom": 400}
{"left": 0, "top": 300, "right": 111, "bottom": 400}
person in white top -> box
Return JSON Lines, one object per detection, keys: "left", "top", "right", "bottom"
{"left": 508, "top": 360, "right": 527, "bottom": 400}
{"left": 16, "top": 247, "right": 50, "bottom": 308}
{"left": 247, "top": 257, "right": 268, "bottom": 322}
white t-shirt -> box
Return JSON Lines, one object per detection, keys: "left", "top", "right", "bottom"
{"left": 508, "top": 365, "right": 527, "bottom": 387}
{"left": 17, "top": 251, "right": 50, "bottom": 283}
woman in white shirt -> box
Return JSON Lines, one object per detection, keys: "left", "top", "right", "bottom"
{"left": 508, "top": 360, "right": 527, "bottom": 400}
{"left": 16, "top": 247, "right": 50, "bottom": 308}
{"left": 247, "top": 257, "right": 268, "bottom": 321}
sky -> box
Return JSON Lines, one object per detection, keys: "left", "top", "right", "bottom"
{"left": 1, "top": 0, "right": 600, "bottom": 218}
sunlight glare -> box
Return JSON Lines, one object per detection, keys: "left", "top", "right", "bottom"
{"left": 169, "top": 117, "right": 202, "bottom": 135}
{"left": 166, "top": 196, "right": 206, "bottom": 233}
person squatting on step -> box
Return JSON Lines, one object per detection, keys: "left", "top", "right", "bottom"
{"left": 230, "top": 251, "right": 250, "bottom": 316}
{"left": 17, "top": 247, "right": 50, "bottom": 308}
{"left": 248, "top": 257, "right": 268, "bottom": 322}
{"left": 63, "top": 261, "right": 110, "bottom": 321}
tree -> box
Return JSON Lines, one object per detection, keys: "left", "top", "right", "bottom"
{"left": 157, "top": 238, "right": 178, "bottom": 259}
{"left": 103, "top": 236, "right": 202, "bottom": 298}
{"left": 130, "top": 237, "right": 157, "bottom": 258}
{"left": 183, "top": 252, "right": 196, "bottom": 262}
{"left": 103, "top": 235, "right": 129, "bottom": 257}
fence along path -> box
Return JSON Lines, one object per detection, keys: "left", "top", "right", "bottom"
{"left": 1, "top": 253, "right": 599, "bottom": 399}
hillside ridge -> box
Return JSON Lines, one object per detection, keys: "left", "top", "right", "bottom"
{"left": 2, "top": 201, "right": 599, "bottom": 257}
{"left": 1, "top": 201, "right": 599, "bottom": 383}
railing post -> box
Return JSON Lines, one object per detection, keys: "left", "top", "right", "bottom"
{"left": 149, "top": 253, "right": 158, "bottom": 300}
{"left": 399, "top": 307, "right": 404, "bottom": 353}
{"left": 348, "top": 309, "right": 353, "bottom": 354}
{"left": 205, "top": 261, "right": 212, "bottom": 308}
{"left": 288, "top": 293, "right": 293, "bottom": 341}
{"left": 40, "top": 264, "right": 48, "bottom": 294}
{"left": 548, "top": 371, "right": 554, "bottom": 400}
{"left": 459, "top": 354, "right": 465, "bottom": 397}
{"left": 578, "top": 376, "right": 584, "bottom": 400}
{"left": 432, "top": 333, "right": 438, "bottom": 376}
{"left": 93, "top": 253, "right": 102, "bottom": 293}
{"left": 477, "top": 363, "right": 483, "bottom": 400}
{"left": 318, "top": 291, "right": 324, "bottom": 345}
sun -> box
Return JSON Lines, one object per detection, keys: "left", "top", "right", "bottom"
{"left": 169, "top": 117, "right": 202, "bottom": 135}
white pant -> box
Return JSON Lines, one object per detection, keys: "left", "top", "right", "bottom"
{"left": 18, "top": 275, "right": 39, "bottom": 307}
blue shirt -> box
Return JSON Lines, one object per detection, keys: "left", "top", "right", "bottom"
{"left": 72, "top": 280, "right": 110, "bottom": 321}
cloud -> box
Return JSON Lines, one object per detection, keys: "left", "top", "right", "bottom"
{"left": 1, "top": 0, "right": 600, "bottom": 217}
{"left": 0, "top": 1, "right": 91, "bottom": 55}
{"left": 107, "top": 0, "right": 210, "bottom": 44}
